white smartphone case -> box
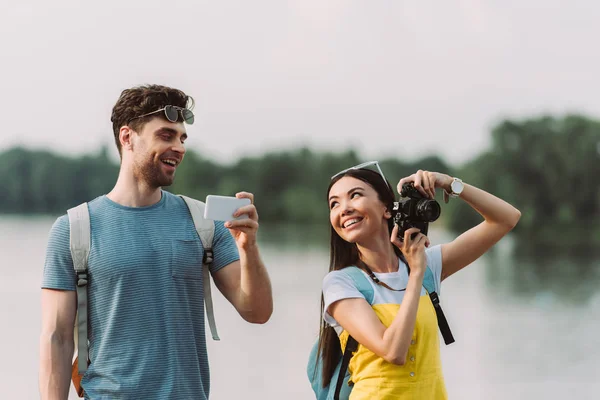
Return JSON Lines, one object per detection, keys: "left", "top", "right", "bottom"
{"left": 204, "top": 195, "right": 251, "bottom": 221}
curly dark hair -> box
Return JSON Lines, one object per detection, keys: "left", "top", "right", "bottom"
{"left": 110, "top": 84, "right": 194, "bottom": 155}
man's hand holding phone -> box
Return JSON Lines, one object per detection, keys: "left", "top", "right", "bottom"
{"left": 204, "top": 193, "right": 259, "bottom": 248}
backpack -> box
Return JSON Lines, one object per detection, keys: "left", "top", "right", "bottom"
{"left": 306, "top": 265, "right": 454, "bottom": 400}
{"left": 66, "top": 195, "right": 219, "bottom": 397}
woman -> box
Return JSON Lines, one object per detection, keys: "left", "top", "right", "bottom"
{"left": 317, "top": 163, "right": 520, "bottom": 399}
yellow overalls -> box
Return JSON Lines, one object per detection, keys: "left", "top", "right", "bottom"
{"left": 339, "top": 294, "right": 447, "bottom": 399}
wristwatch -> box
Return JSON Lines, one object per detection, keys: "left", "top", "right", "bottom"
{"left": 443, "top": 177, "right": 464, "bottom": 203}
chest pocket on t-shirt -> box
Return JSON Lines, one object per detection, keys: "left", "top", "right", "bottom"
{"left": 171, "top": 238, "right": 203, "bottom": 280}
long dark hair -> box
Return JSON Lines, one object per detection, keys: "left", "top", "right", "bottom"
{"left": 316, "top": 168, "right": 406, "bottom": 387}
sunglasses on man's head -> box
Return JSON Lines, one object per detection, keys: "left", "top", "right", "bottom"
{"left": 130, "top": 105, "right": 195, "bottom": 125}
{"left": 331, "top": 160, "right": 388, "bottom": 186}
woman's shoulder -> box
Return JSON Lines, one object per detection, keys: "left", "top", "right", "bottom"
{"left": 323, "top": 266, "right": 369, "bottom": 285}
{"left": 323, "top": 268, "right": 354, "bottom": 287}
{"left": 425, "top": 244, "right": 443, "bottom": 268}
{"left": 424, "top": 244, "right": 443, "bottom": 292}
{"left": 322, "top": 267, "right": 374, "bottom": 298}
{"left": 425, "top": 243, "right": 442, "bottom": 256}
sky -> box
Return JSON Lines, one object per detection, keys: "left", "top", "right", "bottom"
{"left": 2, "top": 0, "right": 599, "bottom": 166}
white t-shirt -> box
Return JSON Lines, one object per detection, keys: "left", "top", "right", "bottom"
{"left": 322, "top": 245, "right": 443, "bottom": 335}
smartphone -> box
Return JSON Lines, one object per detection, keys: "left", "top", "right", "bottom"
{"left": 204, "top": 195, "right": 251, "bottom": 221}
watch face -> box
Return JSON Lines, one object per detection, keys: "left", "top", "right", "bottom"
{"left": 451, "top": 179, "right": 464, "bottom": 194}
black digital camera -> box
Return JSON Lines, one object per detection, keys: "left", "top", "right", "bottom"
{"left": 393, "top": 183, "right": 441, "bottom": 240}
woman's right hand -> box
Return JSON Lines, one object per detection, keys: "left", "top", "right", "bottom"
{"left": 391, "top": 226, "right": 429, "bottom": 275}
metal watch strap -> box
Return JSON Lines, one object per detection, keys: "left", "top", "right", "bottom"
{"left": 443, "top": 177, "right": 462, "bottom": 203}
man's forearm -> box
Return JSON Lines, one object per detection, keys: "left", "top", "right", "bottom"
{"left": 237, "top": 244, "right": 273, "bottom": 324}
{"left": 39, "top": 333, "right": 74, "bottom": 400}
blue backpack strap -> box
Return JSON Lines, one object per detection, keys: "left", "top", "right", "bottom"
{"left": 340, "top": 267, "right": 374, "bottom": 304}
{"left": 422, "top": 266, "right": 436, "bottom": 295}
{"left": 307, "top": 267, "right": 375, "bottom": 400}
{"left": 329, "top": 267, "right": 374, "bottom": 400}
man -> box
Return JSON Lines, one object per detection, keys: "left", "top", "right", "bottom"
{"left": 39, "top": 84, "right": 273, "bottom": 399}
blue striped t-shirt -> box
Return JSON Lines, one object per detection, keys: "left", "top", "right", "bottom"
{"left": 42, "top": 190, "right": 240, "bottom": 399}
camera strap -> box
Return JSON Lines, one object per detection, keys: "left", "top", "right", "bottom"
{"left": 357, "top": 260, "right": 407, "bottom": 292}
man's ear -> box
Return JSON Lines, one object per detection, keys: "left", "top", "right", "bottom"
{"left": 384, "top": 208, "right": 392, "bottom": 219}
{"left": 120, "top": 126, "right": 134, "bottom": 151}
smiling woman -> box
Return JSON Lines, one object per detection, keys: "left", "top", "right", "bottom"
{"left": 328, "top": 182, "right": 389, "bottom": 245}
{"left": 309, "top": 162, "right": 520, "bottom": 400}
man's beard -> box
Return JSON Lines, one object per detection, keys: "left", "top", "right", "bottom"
{"left": 135, "top": 157, "right": 175, "bottom": 188}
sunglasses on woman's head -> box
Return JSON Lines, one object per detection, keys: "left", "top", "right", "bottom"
{"left": 129, "top": 105, "right": 195, "bottom": 125}
{"left": 331, "top": 160, "right": 388, "bottom": 186}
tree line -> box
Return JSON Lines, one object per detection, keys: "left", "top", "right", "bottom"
{"left": 1, "top": 114, "right": 598, "bottom": 253}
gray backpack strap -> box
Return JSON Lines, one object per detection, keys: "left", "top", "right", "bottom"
{"left": 178, "top": 195, "right": 220, "bottom": 341}
{"left": 67, "top": 203, "right": 91, "bottom": 374}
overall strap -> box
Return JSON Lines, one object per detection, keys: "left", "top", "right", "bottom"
{"left": 67, "top": 203, "right": 91, "bottom": 374}
{"left": 178, "top": 195, "right": 220, "bottom": 341}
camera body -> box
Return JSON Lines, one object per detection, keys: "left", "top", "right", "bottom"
{"left": 393, "top": 183, "right": 441, "bottom": 240}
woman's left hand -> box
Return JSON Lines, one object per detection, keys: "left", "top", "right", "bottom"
{"left": 397, "top": 170, "right": 452, "bottom": 199}
{"left": 224, "top": 192, "right": 259, "bottom": 249}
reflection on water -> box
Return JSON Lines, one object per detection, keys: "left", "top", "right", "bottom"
{"left": 262, "top": 222, "right": 600, "bottom": 303}
{"left": 257, "top": 222, "right": 330, "bottom": 250}
{"left": 485, "top": 237, "right": 600, "bottom": 304}
{"left": 2, "top": 218, "right": 599, "bottom": 400}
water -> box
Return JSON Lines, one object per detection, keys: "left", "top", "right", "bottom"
{"left": 1, "top": 217, "right": 599, "bottom": 399}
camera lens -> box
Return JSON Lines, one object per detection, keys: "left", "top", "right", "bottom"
{"left": 416, "top": 199, "right": 441, "bottom": 222}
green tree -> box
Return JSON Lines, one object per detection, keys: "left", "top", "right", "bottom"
{"left": 447, "top": 114, "right": 600, "bottom": 253}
